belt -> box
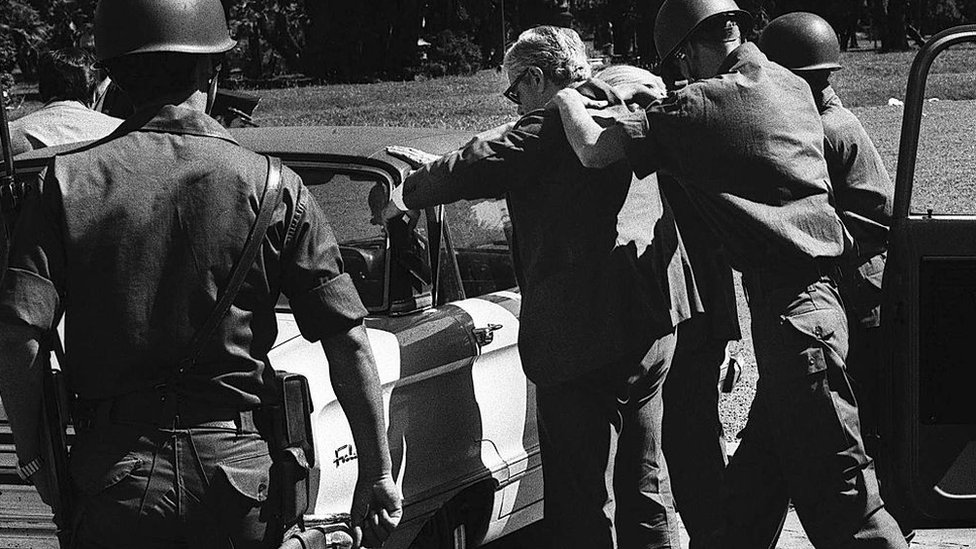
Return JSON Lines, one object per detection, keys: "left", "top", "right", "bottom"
{"left": 74, "top": 389, "right": 262, "bottom": 432}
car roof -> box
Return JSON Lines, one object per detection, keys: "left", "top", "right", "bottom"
{"left": 11, "top": 125, "right": 473, "bottom": 179}
{"left": 231, "top": 126, "right": 471, "bottom": 179}
{"left": 231, "top": 126, "right": 471, "bottom": 159}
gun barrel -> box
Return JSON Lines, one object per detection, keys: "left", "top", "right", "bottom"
{"left": 0, "top": 85, "right": 14, "bottom": 182}
{"left": 1, "top": 83, "right": 13, "bottom": 275}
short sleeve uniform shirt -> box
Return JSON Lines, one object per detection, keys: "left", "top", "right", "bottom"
{"left": 0, "top": 106, "right": 366, "bottom": 408}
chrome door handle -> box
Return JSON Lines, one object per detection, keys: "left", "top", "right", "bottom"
{"left": 472, "top": 323, "right": 503, "bottom": 347}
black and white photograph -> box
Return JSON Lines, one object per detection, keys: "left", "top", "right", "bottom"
{"left": 0, "top": 1, "right": 974, "bottom": 547}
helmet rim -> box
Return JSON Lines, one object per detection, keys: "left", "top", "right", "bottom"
{"left": 95, "top": 0, "right": 236, "bottom": 63}
{"left": 654, "top": 0, "right": 753, "bottom": 64}
{"left": 758, "top": 12, "right": 842, "bottom": 72}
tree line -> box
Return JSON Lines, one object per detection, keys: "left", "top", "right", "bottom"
{"left": 2, "top": 0, "right": 974, "bottom": 89}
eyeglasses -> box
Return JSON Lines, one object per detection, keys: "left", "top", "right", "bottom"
{"left": 503, "top": 69, "right": 530, "bottom": 105}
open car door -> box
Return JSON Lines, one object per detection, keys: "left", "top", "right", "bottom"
{"left": 880, "top": 25, "right": 976, "bottom": 525}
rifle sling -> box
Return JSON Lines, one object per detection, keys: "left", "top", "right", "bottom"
{"left": 178, "top": 155, "right": 283, "bottom": 376}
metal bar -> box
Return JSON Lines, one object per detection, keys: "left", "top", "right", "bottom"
{"left": 0, "top": 85, "right": 14, "bottom": 182}
{"left": 894, "top": 24, "right": 976, "bottom": 221}
{"left": 1, "top": 81, "right": 14, "bottom": 273}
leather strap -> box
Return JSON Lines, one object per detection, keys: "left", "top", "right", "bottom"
{"left": 179, "top": 155, "right": 284, "bottom": 374}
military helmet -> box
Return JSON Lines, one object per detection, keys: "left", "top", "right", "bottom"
{"left": 94, "top": 0, "right": 237, "bottom": 63}
{"left": 759, "top": 12, "right": 842, "bottom": 72}
{"left": 654, "top": 0, "right": 753, "bottom": 63}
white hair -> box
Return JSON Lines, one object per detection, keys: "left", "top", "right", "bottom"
{"left": 595, "top": 64, "right": 662, "bottom": 89}
{"left": 503, "top": 26, "right": 591, "bottom": 86}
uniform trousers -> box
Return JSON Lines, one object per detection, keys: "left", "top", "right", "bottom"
{"left": 69, "top": 413, "right": 279, "bottom": 548}
{"left": 720, "top": 274, "right": 906, "bottom": 549}
{"left": 662, "top": 315, "right": 730, "bottom": 549}
{"left": 536, "top": 331, "right": 680, "bottom": 549}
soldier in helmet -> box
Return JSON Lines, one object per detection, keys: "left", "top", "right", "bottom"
{"left": 0, "top": 0, "right": 401, "bottom": 547}
{"left": 550, "top": 0, "right": 908, "bottom": 547}
{"left": 760, "top": 12, "right": 908, "bottom": 543}
{"left": 759, "top": 10, "right": 893, "bottom": 458}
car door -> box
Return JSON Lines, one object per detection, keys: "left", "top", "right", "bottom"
{"left": 439, "top": 198, "right": 542, "bottom": 541}
{"left": 881, "top": 25, "right": 976, "bottom": 524}
{"left": 264, "top": 159, "right": 538, "bottom": 546}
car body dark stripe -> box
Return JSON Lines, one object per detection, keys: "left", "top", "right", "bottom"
{"left": 365, "top": 304, "right": 478, "bottom": 376}
{"left": 473, "top": 292, "right": 521, "bottom": 319}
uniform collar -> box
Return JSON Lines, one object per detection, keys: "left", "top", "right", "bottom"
{"left": 115, "top": 104, "right": 239, "bottom": 146}
{"left": 41, "top": 99, "right": 89, "bottom": 110}
{"left": 716, "top": 41, "right": 763, "bottom": 75}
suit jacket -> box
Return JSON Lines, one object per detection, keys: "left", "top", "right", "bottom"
{"left": 401, "top": 106, "right": 700, "bottom": 386}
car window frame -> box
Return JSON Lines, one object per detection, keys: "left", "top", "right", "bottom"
{"left": 284, "top": 158, "right": 398, "bottom": 314}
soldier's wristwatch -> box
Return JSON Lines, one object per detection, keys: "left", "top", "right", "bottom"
{"left": 16, "top": 457, "right": 43, "bottom": 483}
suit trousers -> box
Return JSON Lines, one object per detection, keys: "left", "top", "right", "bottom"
{"left": 69, "top": 416, "right": 280, "bottom": 548}
{"left": 720, "top": 274, "right": 906, "bottom": 549}
{"left": 662, "top": 314, "right": 730, "bottom": 549}
{"left": 536, "top": 331, "right": 680, "bottom": 549}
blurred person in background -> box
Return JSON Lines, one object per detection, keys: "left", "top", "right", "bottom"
{"left": 9, "top": 48, "right": 122, "bottom": 155}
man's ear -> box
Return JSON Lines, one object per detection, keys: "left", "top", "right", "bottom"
{"left": 528, "top": 66, "right": 546, "bottom": 92}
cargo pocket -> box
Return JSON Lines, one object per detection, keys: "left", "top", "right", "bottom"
{"left": 781, "top": 309, "right": 864, "bottom": 466}
{"left": 782, "top": 303, "right": 848, "bottom": 365}
{"left": 216, "top": 452, "right": 273, "bottom": 503}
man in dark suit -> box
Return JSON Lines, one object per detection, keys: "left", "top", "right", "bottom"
{"left": 380, "top": 26, "right": 698, "bottom": 549}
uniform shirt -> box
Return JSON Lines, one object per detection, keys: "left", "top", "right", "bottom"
{"left": 819, "top": 85, "right": 893, "bottom": 327}
{"left": 617, "top": 42, "right": 847, "bottom": 272}
{"left": 9, "top": 100, "right": 122, "bottom": 156}
{"left": 400, "top": 107, "right": 700, "bottom": 386}
{"left": 0, "top": 105, "right": 366, "bottom": 408}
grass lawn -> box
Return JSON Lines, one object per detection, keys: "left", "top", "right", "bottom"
{"left": 247, "top": 45, "right": 976, "bottom": 442}
{"left": 6, "top": 42, "right": 976, "bottom": 442}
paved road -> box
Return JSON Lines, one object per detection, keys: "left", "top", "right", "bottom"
{"left": 483, "top": 512, "right": 975, "bottom": 548}
{"left": 3, "top": 481, "right": 973, "bottom": 548}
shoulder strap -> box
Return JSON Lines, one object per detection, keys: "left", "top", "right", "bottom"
{"left": 180, "top": 155, "right": 284, "bottom": 373}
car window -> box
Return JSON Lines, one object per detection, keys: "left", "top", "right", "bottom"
{"left": 297, "top": 167, "right": 388, "bottom": 311}
{"left": 444, "top": 199, "right": 518, "bottom": 297}
{"left": 909, "top": 44, "right": 976, "bottom": 216}
{"left": 279, "top": 165, "right": 433, "bottom": 313}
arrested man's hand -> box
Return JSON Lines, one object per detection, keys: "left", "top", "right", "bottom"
{"left": 386, "top": 145, "right": 440, "bottom": 170}
{"left": 372, "top": 199, "right": 407, "bottom": 227}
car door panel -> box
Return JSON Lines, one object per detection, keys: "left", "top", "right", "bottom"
{"left": 882, "top": 25, "right": 976, "bottom": 524}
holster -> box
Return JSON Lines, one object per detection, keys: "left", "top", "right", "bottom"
{"left": 265, "top": 371, "right": 315, "bottom": 527}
